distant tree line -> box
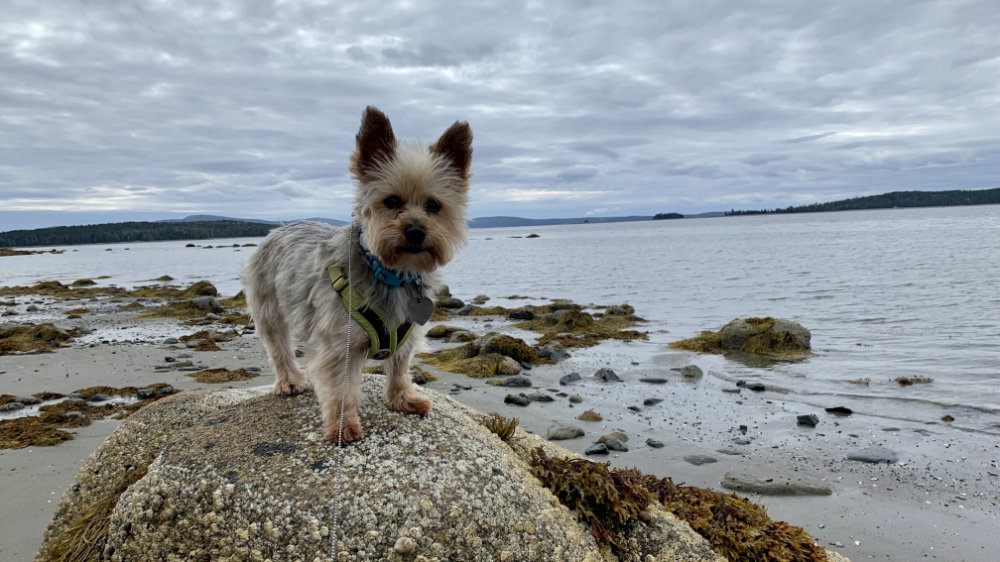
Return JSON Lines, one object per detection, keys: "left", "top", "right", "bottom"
{"left": 652, "top": 213, "right": 684, "bottom": 220}
{"left": 725, "top": 187, "right": 1000, "bottom": 216}
{"left": 0, "top": 220, "right": 276, "bottom": 248}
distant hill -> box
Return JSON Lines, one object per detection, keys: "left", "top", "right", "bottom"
{"left": 0, "top": 221, "right": 275, "bottom": 248}
{"left": 725, "top": 187, "right": 1000, "bottom": 216}
{"left": 469, "top": 216, "right": 653, "bottom": 228}
{"left": 160, "top": 215, "right": 348, "bottom": 227}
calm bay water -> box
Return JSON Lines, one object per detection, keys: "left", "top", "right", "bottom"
{"left": 3, "top": 206, "right": 999, "bottom": 431}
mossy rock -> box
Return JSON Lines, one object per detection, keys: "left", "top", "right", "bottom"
{"left": 218, "top": 290, "right": 246, "bottom": 307}
{"left": 671, "top": 317, "right": 811, "bottom": 359}
{"left": 182, "top": 280, "right": 218, "bottom": 298}
{"left": 0, "top": 323, "right": 78, "bottom": 355}
{"left": 426, "top": 324, "right": 464, "bottom": 338}
{"left": 71, "top": 279, "right": 97, "bottom": 287}
{"left": 417, "top": 343, "right": 522, "bottom": 378}
{"left": 480, "top": 334, "right": 542, "bottom": 364}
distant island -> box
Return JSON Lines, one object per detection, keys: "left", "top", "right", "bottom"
{"left": 0, "top": 214, "right": 677, "bottom": 247}
{"left": 725, "top": 187, "right": 1000, "bottom": 216}
{"left": 0, "top": 220, "right": 276, "bottom": 248}
{"left": 653, "top": 213, "right": 684, "bottom": 220}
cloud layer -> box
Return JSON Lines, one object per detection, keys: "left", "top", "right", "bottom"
{"left": 2, "top": 0, "right": 998, "bottom": 228}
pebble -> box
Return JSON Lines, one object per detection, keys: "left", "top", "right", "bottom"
{"left": 646, "top": 438, "right": 664, "bottom": 449}
{"left": 603, "top": 438, "right": 628, "bottom": 452}
{"left": 499, "top": 376, "right": 532, "bottom": 388}
{"left": 680, "top": 365, "right": 703, "bottom": 379}
{"left": 576, "top": 410, "right": 603, "bottom": 422}
{"left": 0, "top": 402, "right": 25, "bottom": 412}
{"left": 585, "top": 443, "right": 609, "bottom": 455}
{"left": 568, "top": 394, "right": 583, "bottom": 404}
{"left": 546, "top": 424, "right": 585, "bottom": 440}
{"left": 797, "top": 414, "right": 820, "bottom": 427}
{"left": 639, "top": 377, "right": 667, "bottom": 384}
{"left": 643, "top": 398, "right": 663, "bottom": 406}
{"left": 846, "top": 446, "right": 899, "bottom": 464}
{"left": 437, "top": 297, "right": 465, "bottom": 309}
{"left": 525, "top": 392, "right": 554, "bottom": 403}
{"left": 89, "top": 393, "right": 112, "bottom": 402}
{"left": 594, "top": 368, "right": 622, "bottom": 382}
{"left": 508, "top": 308, "right": 534, "bottom": 320}
{"left": 825, "top": 406, "right": 853, "bottom": 416}
{"left": 683, "top": 454, "right": 718, "bottom": 466}
{"left": 503, "top": 394, "right": 530, "bottom": 407}
{"left": 598, "top": 431, "right": 628, "bottom": 444}
{"left": 136, "top": 388, "right": 157, "bottom": 400}
{"left": 558, "top": 372, "right": 581, "bottom": 386}
{"left": 157, "top": 386, "right": 174, "bottom": 395}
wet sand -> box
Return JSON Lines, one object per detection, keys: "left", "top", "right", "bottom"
{"left": 1, "top": 303, "right": 997, "bottom": 561}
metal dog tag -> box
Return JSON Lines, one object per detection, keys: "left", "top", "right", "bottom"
{"left": 407, "top": 295, "right": 434, "bottom": 325}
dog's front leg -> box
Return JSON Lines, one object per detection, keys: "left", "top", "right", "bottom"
{"left": 384, "top": 347, "right": 432, "bottom": 416}
{"left": 309, "top": 342, "right": 366, "bottom": 444}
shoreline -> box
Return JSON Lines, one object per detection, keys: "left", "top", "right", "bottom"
{"left": 1, "top": 292, "right": 997, "bottom": 561}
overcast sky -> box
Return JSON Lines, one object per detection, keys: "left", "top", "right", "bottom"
{"left": 2, "top": 0, "right": 998, "bottom": 230}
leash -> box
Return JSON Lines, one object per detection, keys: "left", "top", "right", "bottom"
{"left": 330, "top": 217, "right": 354, "bottom": 560}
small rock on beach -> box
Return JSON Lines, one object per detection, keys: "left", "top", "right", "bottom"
{"left": 547, "top": 424, "right": 585, "bottom": 440}
{"left": 846, "top": 446, "right": 899, "bottom": 464}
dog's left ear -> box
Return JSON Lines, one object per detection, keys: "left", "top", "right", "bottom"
{"left": 430, "top": 121, "right": 473, "bottom": 182}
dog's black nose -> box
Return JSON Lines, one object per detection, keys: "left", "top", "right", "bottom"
{"left": 404, "top": 225, "right": 426, "bottom": 246}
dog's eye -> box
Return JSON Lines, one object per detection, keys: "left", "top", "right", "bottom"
{"left": 426, "top": 199, "right": 442, "bottom": 213}
{"left": 384, "top": 196, "right": 404, "bottom": 210}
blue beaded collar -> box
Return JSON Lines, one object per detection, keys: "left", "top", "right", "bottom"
{"left": 357, "top": 228, "right": 420, "bottom": 288}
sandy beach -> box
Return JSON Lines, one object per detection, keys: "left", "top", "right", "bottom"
{"left": 1, "top": 287, "right": 998, "bottom": 561}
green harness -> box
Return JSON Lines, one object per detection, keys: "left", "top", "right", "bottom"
{"left": 326, "top": 264, "right": 415, "bottom": 360}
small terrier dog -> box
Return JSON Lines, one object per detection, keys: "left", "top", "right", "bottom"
{"left": 242, "top": 107, "right": 472, "bottom": 444}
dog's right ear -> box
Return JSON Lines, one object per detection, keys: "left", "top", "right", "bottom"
{"left": 350, "top": 106, "right": 397, "bottom": 180}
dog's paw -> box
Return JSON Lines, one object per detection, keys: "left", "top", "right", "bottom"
{"left": 387, "top": 392, "right": 432, "bottom": 416}
{"left": 272, "top": 379, "right": 308, "bottom": 396}
{"left": 324, "top": 418, "right": 363, "bottom": 445}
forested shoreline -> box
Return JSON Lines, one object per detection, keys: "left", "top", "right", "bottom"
{"left": 0, "top": 220, "right": 275, "bottom": 248}
{"left": 725, "top": 187, "right": 1000, "bottom": 216}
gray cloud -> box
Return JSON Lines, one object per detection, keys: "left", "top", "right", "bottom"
{"left": 1, "top": 0, "right": 999, "bottom": 229}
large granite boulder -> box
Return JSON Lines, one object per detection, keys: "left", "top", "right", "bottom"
{"left": 36, "top": 376, "right": 726, "bottom": 562}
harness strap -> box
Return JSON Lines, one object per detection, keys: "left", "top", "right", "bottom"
{"left": 326, "top": 264, "right": 414, "bottom": 360}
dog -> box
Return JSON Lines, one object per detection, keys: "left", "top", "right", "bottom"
{"left": 242, "top": 106, "right": 472, "bottom": 444}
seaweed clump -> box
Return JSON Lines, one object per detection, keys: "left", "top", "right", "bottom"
{"left": 0, "top": 384, "right": 178, "bottom": 449}
{"left": 186, "top": 368, "right": 257, "bottom": 383}
{"left": 417, "top": 335, "right": 547, "bottom": 378}
{"left": 525, "top": 448, "right": 828, "bottom": 561}
{"left": 0, "top": 323, "right": 78, "bottom": 355}
{"left": 481, "top": 413, "right": 522, "bottom": 443}
{"left": 529, "top": 447, "right": 652, "bottom": 548}
{"left": 43, "top": 457, "right": 154, "bottom": 562}
{"left": 512, "top": 302, "right": 647, "bottom": 349}
{"left": 641, "top": 476, "right": 828, "bottom": 561}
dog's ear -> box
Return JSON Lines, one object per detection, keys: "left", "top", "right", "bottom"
{"left": 430, "top": 121, "right": 473, "bottom": 182}
{"left": 350, "top": 106, "right": 397, "bottom": 180}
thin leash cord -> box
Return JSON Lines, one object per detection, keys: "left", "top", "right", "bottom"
{"left": 330, "top": 218, "right": 354, "bottom": 560}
